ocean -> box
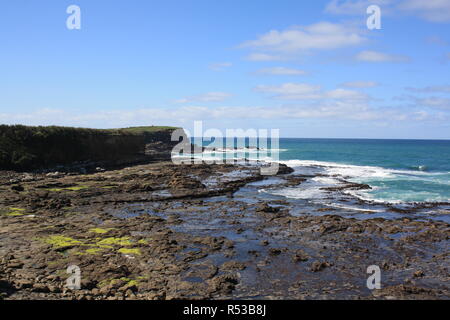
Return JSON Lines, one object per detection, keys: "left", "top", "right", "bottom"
{"left": 192, "top": 138, "right": 450, "bottom": 205}
{"left": 277, "top": 138, "right": 450, "bottom": 204}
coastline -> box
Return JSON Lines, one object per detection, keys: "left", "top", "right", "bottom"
{"left": 0, "top": 160, "right": 449, "bottom": 300}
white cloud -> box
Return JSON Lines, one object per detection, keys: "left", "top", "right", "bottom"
{"left": 355, "top": 50, "right": 410, "bottom": 62}
{"left": 246, "top": 53, "right": 282, "bottom": 61}
{"left": 415, "top": 97, "right": 450, "bottom": 110}
{"left": 174, "top": 92, "right": 233, "bottom": 103}
{"left": 254, "top": 82, "right": 368, "bottom": 101}
{"left": 396, "top": 93, "right": 450, "bottom": 111}
{"left": 255, "top": 67, "right": 308, "bottom": 76}
{"left": 426, "top": 35, "right": 449, "bottom": 46}
{"left": 242, "top": 22, "right": 366, "bottom": 57}
{"left": 254, "top": 83, "right": 322, "bottom": 100}
{"left": 325, "top": 88, "right": 368, "bottom": 100}
{"left": 398, "top": 0, "right": 450, "bottom": 23}
{"left": 406, "top": 85, "right": 450, "bottom": 93}
{"left": 413, "top": 110, "right": 430, "bottom": 121}
{"left": 340, "top": 81, "right": 378, "bottom": 88}
{"left": 209, "top": 62, "right": 232, "bottom": 71}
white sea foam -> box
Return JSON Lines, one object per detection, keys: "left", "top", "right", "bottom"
{"left": 278, "top": 159, "right": 429, "bottom": 179}
{"left": 266, "top": 159, "right": 450, "bottom": 204}
{"left": 260, "top": 186, "right": 329, "bottom": 200}
{"left": 323, "top": 203, "right": 384, "bottom": 213}
{"left": 259, "top": 175, "right": 342, "bottom": 200}
{"left": 202, "top": 147, "right": 287, "bottom": 154}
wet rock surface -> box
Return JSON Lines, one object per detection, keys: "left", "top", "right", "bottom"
{"left": 0, "top": 161, "right": 449, "bottom": 300}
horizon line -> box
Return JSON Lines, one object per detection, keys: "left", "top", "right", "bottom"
{"left": 191, "top": 136, "right": 450, "bottom": 141}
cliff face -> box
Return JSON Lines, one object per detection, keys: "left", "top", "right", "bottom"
{"left": 0, "top": 125, "right": 183, "bottom": 171}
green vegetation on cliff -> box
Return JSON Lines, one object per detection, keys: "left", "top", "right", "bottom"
{"left": 111, "top": 126, "right": 178, "bottom": 134}
{"left": 0, "top": 125, "right": 180, "bottom": 170}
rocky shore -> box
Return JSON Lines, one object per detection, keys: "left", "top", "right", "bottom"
{"left": 0, "top": 161, "right": 449, "bottom": 300}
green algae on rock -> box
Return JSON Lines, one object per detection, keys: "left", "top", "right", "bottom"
{"left": 97, "top": 237, "right": 133, "bottom": 246}
{"left": 89, "top": 228, "right": 115, "bottom": 234}
{"left": 118, "top": 248, "right": 141, "bottom": 255}
{"left": 1, "top": 207, "right": 27, "bottom": 217}
{"left": 43, "top": 235, "right": 83, "bottom": 248}
{"left": 47, "top": 186, "right": 89, "bottom": 192}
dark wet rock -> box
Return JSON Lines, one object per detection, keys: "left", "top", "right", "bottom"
{"left": 11, "top": 185, "right": 24, "bottom": 192}
{"left": 221, "top": 261, "right": 247, "bottom": 271}
{"left": 248, "top": 250, "right": 260, "bottom": 257}
{"left": 14, "top": 279, "right": 33, "bottom": 289}
{"left": 318, "top": 222, "right": 349, "bottom": 235}
{"left": 32, "top": 283, "right": 50, "bottom": 293}
{"left": 209, "top": 274, "right": 239, "bottom": 295}
{"left": 373, "top": 284, "right": 443, "bottom": 299}
{"left": 124, "top": 183, "right": 155, "bottom": 192}
{"left": 277, "top": 164, "right": 295, "bottom": 175}
{"left": 292, "top": 250, "right": 309, "bottom": 262}
{"left": 168, "top": 174, "right": 206, "bottom": 190}
{"left": 223, "top": 239, "right": 234, "bottom": 249}
{"left": 413, "top": 270, "right": 425, "bottom": 278}
{"left": 7, "top": 260, "right": 24, "bottom": 269}
{"left": 268, "top": 248, "right": 283, "bottom": 256}
{"left": 322, "top": 183, "right": 371, "bottom": 192}
{"left": 310, "top": 261, "right": 331, "bottom": 272}
{"left": 260, "top": 240, "right": 269, "bottom": 246}
{"left": 256, "top": 203, "right": 280, "bottom": 213}
{"left": 316, "top": 207, "right": 336, "bottom": 212}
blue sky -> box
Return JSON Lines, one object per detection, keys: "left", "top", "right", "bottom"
{"left": 1, "top": 0, "right": 450, "bottom": 138}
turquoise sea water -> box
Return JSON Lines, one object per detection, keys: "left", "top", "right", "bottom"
{"left": 277, "top": 139, "right": 450, "bottom": 203}
{"left": 194, "top": 138, "right": 450, "bottom": 204}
